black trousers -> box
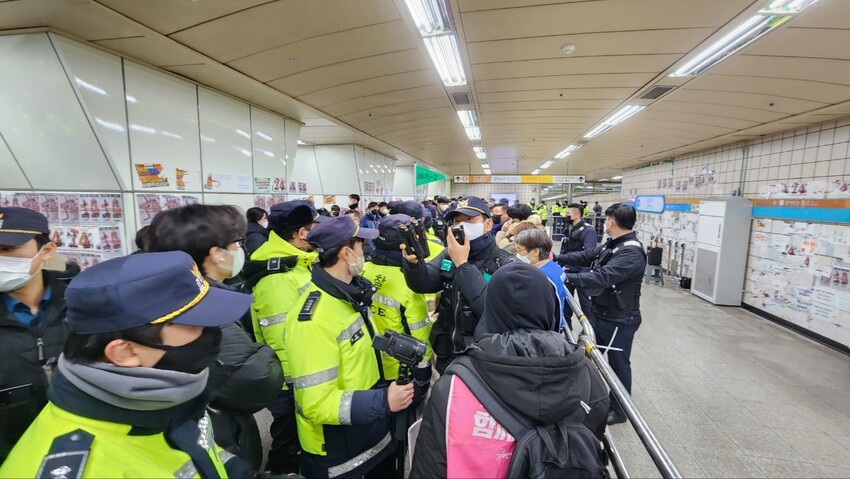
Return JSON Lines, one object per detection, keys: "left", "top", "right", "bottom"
{"left": 266, "top": 389, "right": 301, "bottom": 474}
{"left": 589, "top": 315, "right": 640, "bottom": 416}
{"left": 565, "top": 283, "right": 595, "bottom": 327}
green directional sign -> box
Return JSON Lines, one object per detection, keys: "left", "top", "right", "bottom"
{"left": 415, "top": 164, "right": 447, "bottom": 186}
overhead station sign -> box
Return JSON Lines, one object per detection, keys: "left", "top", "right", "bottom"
{"left": 453, "top": 175, "right": 585, "bottom": 184}
{"left": 634, "top": 195, "right": 666, "bottom": 214}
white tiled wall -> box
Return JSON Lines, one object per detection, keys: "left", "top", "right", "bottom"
{"left": 622, "top": 117, "right": 850, "bottom": 348}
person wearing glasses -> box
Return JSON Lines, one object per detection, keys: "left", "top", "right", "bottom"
{"left": 146, "top": 204, "right": 284, "bottom": 470}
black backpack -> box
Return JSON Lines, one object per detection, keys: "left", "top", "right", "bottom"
{"left": 447, "top": 356, "right": 609, "bottom": 479}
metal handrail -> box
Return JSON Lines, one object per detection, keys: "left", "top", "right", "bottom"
{"left": 564, "top": 293, "right": 682, "bottom": 479}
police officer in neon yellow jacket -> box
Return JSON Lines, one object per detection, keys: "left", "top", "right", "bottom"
{"left": 362, "top": 214, "right": 432, "bottom": 380}
{"left": 248, "top": 199, "right": 324, "bottom": 474}
{"left": 285, "top": 216, "right": 415, "bottom": 478}
{"left": 0, "top": 251, "right": 255, "bottom": 478}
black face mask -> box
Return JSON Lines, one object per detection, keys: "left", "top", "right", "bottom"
{"left": 370, "top": 209, "right": 378, "bottom": 215}
{"left": 492, "top": 214, "right": 502, "bottom": 224}
{"left": 349, "top": 202, "right": 359, "bottom": 208}
{"left": 144, "top": 327, "right": 222, "bottom": 374}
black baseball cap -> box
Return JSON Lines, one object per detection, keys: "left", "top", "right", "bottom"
{"left": 0, "top": 207, "right": 49, "bottom": 247}
{"left": 435, "top": 196, "right": 450, "bottom": 204}
{"left": 65, "top": 251, "right": 252, "bottom": 334}
{"left": 268, "top": 200, "right": 327, "bottom": 230}
{"left": 307, "top": 216, "right": 379, "bottom": 253}
{"left": 394, "top": 200, "right": 425, "bottom": 219}
{"left": 445, "top": 196, "right": 490, "bottom": 220}
{"left": 374, "top": 214, "right": 412, "bottom": 251}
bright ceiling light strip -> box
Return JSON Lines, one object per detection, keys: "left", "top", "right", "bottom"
{"left": 584, "top": 105, "right": 645, "bottom": 139}
{"left": 554, "top": 144, "right": 580, "bottom": 159}
{"left": 540, "top": 160, "right": 555, "bottom": 169}
{"left": 611, "top": 176, "right": 623, "bottom": 180}
{"left": 671, "top": 0, "right": 816, "bottom": 78}
{"left": 404, "top": 0, "right": 452, "bottom": 36}
{"left": 531, "top": 169, "right": 541, "bottom": 175}
{"left": 473, "top": 147, "right": 486, "bottom": 159}
{"left": 465, "top": 126, "right": 481, "bottom": 140}
{"left": 297, "top": 139, "right": 306, "bottom": 145}
{"left": 457, "top": 110, "right": 478, "bottom": 128}
{"left": 423, "top": 35, "right": 467, "bottom": 86}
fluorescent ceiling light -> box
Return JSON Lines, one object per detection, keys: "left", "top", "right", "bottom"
{"left": 531, "top": 169, "right": 542, "bottom": 175}
{"left": 483, "top": 168, "right": 491, "bottom": 174}
{"left": 669, "top": 0, "right": 817, "bottom": 78}
{"left": 423, "top": 35, "right": 467, "bottom": 86}
{"left": 584, "top": 105, "right": 645, "bottom": 139}
{"left": 554, "top": 144, "right": 580, "bottom": 159}
{"left": 473, "top": 147, "right": 486, "bottom": 160}
{"left": 611, "top": 175, "right": 623, "bottom": 180}
{"left": 759, "top": 0, "right": 819, "bottom": 15}
{"left": 457, "top": 110, "right": 478, "bottom": 128}
{"left": 481, "top": 163, "right": 489, "bottom": 168}
{"left": 256, "top": 131, "right": 273, "bottom": 141}
{"left": 404, "top": 0, "right": 452, "bottom": 36}
{"left": 599, "top": 178, "right": 610, "bottom": 181}
{"left": 540, "top": 160, "right": 555, "bottom": 169}
{"left": 297, "top": 139, "right": 306, "bottom": 145}
{"left": 465, "top": 126, "right": 481, "bottom": 140}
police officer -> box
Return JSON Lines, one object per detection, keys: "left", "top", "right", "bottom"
{"left": 432, "top": 196, "right": 451, "bottom": 245}
{"left": 560, "top": 203, "right": 599, "bottom": 327}
{"left": 556, "top": 203, "right": 645, "bottom": 425}
{"left": 537, "top": 200, "right": 549, "bottom": 227}
{"left": 362, "top": 214, "right": 432, "bottom": 380}
{"left": 0, "top": 251, "right": 255, "bottom": 477}
{"left": 401, "top": 196, "right": 514, "bottom": 374}
{"left": 0, "top": 207, "right": 66, "bottom": 461}
{"left": 247, "top": 200, "right": 325, "bottom": 474}
{"left": 284, "top": 216, "right": 413, "bottom": 478}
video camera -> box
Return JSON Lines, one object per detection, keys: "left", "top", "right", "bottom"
{"left": 372, "top": 330, "right": 427, "bottom": 385}
{"left": 398, "top": 218, "right": 431, "bottom": 261}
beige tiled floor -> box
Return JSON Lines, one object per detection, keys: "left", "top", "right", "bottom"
{"left": 604, "top": 282, "right": 850, "bottom": 478}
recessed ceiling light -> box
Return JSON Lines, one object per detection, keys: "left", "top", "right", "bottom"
{"left": 584, "top": 105, "right": 644, "bottom": 139}
{"left": 561, "top": 44, "right": 576, "bottom": 55}
{"left": 611, "top": 175, "right": 623, "bottom": 180}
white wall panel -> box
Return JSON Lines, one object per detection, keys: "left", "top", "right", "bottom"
{"left": 0, "top": 135, "right": 30, "bottom": 189}
{"left": 198, "top": 88, "right": 253, "bottom": 193}
{"left": 251, "top": 107, "right": 287, "bottom": 190}
{"left": 52, "top": 34, "right": 132, "bottom": 190}
{"left": 393, "top": 165, "right": 414, "bottom": 197}
{"left": 289, "top": 146, "right": 323, "bottom": 194}
{"left": 0, "top": 34, "right": 120, "bottom": 191}
{"left": 125, "top": 61, "right": 202, "bottom": 192}
{"left": 284, "top": 118, "right": 301, "bottom": 165}
{"left": 315, "top": 145, "right": 360, "bottom": 195}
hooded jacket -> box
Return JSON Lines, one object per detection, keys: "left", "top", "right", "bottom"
{"left": 245, "top": 222, "right": 270, "bottom": 257}
{"left": 410, "top": 263, "right": 608, "bottom": 479}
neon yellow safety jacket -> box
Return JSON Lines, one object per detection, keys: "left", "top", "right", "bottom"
{"left": 0, "top": 403, "right": 231, "bottom": 478}
{"left": 362, "top": 262, "right": 432, "bottom": 379}
{"left": 284, "top": 275, "right": 393, "bottom": 478}
{"left": 250, "top": 231, "right": 317, "bottom": 387}
{"left": 551, "top": 204, "right": 562, "bottom": 216}
{"left": 538, "top": 205, "right": 549, "bottom": 220}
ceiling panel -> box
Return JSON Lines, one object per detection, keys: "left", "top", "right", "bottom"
{"left": 228, "top": 20, "right": 416, "bottom": 82}
{"left": 96, "top": 0, "right": 272, "bottom": 36}
{"left": 479, "top": 101, "right": 619, "bottom": 113}
{"left": 478, "top": 88, "right": 635, "bottom": 104}
{"left": 475, "top": 73, "right": 657, "bottom": 93}
{"left": 690, "top": 74, "right": 850, "bottom": 104}
{"left": 460, "top": 0, "right": 754, "bottom": 43}
{"left": 467, "top": 29, "right": 715, "bottom": 64}
{"left": 338, "top": 97, "right": 451, "bottom": 124}
{"left": 472, "top": 54, "right": 682, "bottom": 80}
{"left": 168, "top": 0, "right": 401, "bottom": 63}
{"left": 268, "top": 49, "right": 426, "bottom": 97}
{"left": 745, "top": 27, "right": 850, "bottom": 61}
{"left": 297, "top": 70, "right": 435, "bottom": 107}
{"left": 672, "top": 89, "right": 827, "bottom": 115}
{"left": 711, "top": 55, "right": 850, "bottom": 86}
{"left": 321, "top": 85, "right": 446, "bottom": 117}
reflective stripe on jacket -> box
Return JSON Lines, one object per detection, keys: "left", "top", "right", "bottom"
{"left": 0, "top": 403, "right": 230, "bottom": 478}
{"left": 362, "top": 263, "right": 432, "bottom": 379}
{"left": 250, "top": 231, "right": 316, "bottom": 387}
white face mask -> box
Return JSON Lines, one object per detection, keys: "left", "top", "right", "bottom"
{"left": 517, "top": 252, "right": 532, "bottom": 264}
{"left": 460, "top": 221, "right": 485, "bottom": 241}
{"left": 258, "top": 219, "right": 269, "bottom": 228}
{"left": 438, "top": 204, "right": 449, "bottom": 212}
{"left": 346, "top": 248, "right": 365, "bottom": 277}
{"left": 0, "top": 253, "right": 40, "bottom": 293}
{"left": 224, "top": 247, "right": 245, "bottom": 278}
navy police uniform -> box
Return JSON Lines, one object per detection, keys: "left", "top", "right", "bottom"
{"left": 556, "top": 231, "right": 646, "bottom": 418}
{"left": 559, "top": 218, "right": 598, "bottom": 327}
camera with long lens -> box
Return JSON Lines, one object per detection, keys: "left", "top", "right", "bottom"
{"left": 372, "top": 330, "right": 427, "bottom": 385}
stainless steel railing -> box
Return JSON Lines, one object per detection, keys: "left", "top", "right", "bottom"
{"left": 563, "top": 293, "right": 682, "bottom": 479}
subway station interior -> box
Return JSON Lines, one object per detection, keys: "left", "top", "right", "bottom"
{"left": 1, "top": 0, "right": 850, "bottom": 478}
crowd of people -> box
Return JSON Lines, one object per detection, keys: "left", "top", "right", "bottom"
{"left": 0, "top": 192, "right": 646, "bottom": 478}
